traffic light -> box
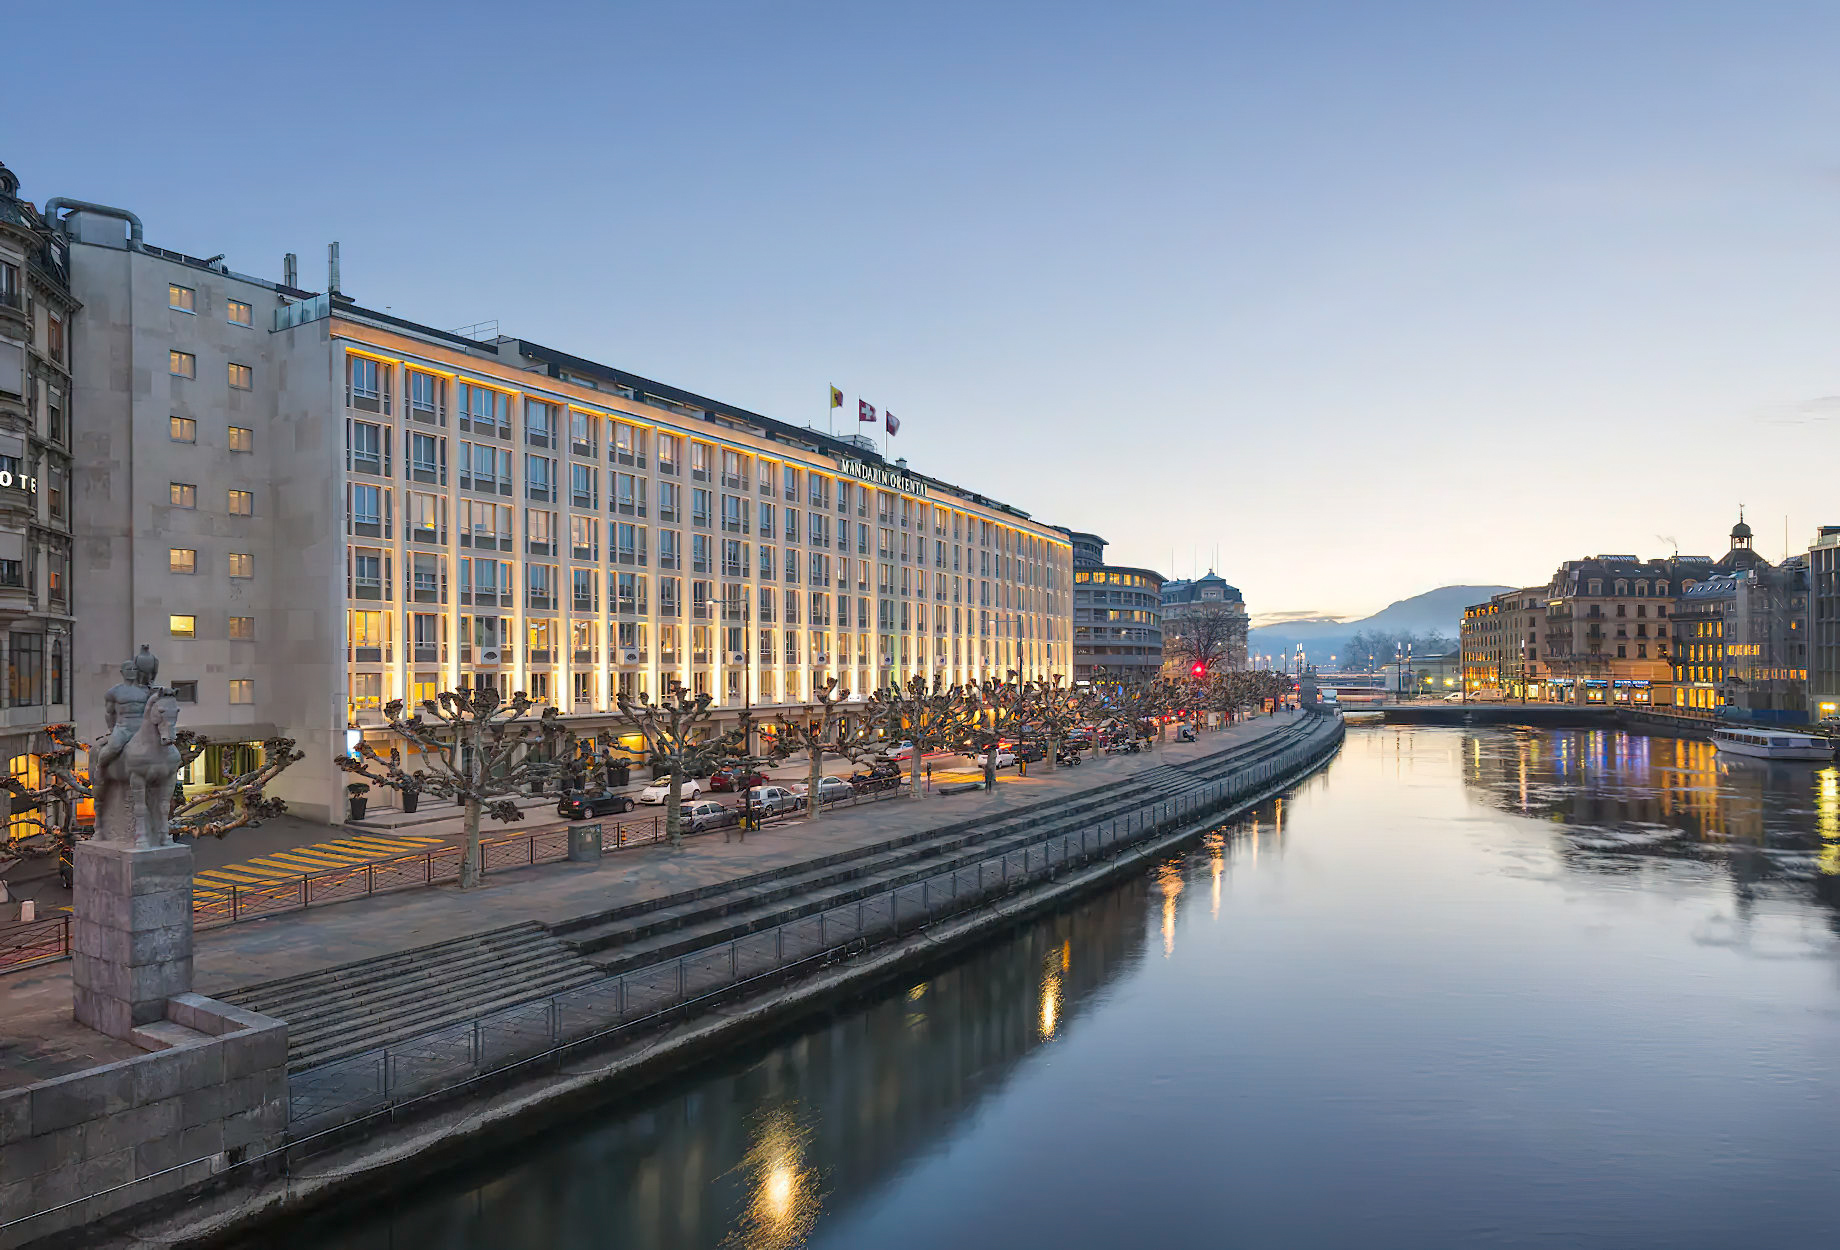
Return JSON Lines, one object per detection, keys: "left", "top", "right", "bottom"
{"left": 1190, "top": 661, "right": 1206, "bottom": 678}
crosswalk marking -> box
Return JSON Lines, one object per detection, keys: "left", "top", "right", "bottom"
{"left": 190, "top": 833, "right": 447, "bottom": 899}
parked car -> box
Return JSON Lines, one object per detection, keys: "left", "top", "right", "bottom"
{"left": 852, "top": 763, "right": 903, "bottom": 793}
{"left": 556, "top": 789, "right": 636, "bottom": 819}
{"left": 744, "top": 785, "right": 803, "bottom": 815}
{"left": 709, "top": 767, "right": 770, "bottom": 793}
{"left": 972, "top": 749, "right": 1018, "bottom": 769}
{"left": 881, "top": 741, "right": 917, "bottom": 760}
{"left": 1012, "top": 742, "right": 1046, "bottom": 763}
{"left": 794, "top": 775, "right": 857, "bottom": 806}
{"left": 638, "top": 776, "right": 704, "bottom": 805}
{"left": 684, "top": 800, "right": 736, "bottom": 833}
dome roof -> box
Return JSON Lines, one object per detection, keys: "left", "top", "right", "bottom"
{"left": 1731, "top": 519, "right": 1752, "bottom": 540}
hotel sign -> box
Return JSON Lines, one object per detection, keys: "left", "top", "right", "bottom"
{"left": 837, "top": 458, "right": 928, "bottom": 498}
{"left": 0, "top": 471, "right": 37, "bottom": 493}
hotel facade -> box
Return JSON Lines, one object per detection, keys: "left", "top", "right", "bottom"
{"left": 63, "top": 212, "right": 1072, "bottom": 821}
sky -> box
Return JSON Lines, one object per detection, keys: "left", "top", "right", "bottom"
{"left": 14, "top": 1, "right": 1840, "bottom": 619}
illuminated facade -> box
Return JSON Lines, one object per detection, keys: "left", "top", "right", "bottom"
{"left": 1066, "top": 530, "right": 1164, "bottom": 684}
{"left": 1461, "top": 588, "right": 1547, "bottom": 697}
{"left": 1670, "top": 520, "right": 1806, "bottom": 719}
{"left": 0, "top": 163, "right": 76, "bottom": 835}
{"left": 1159, "top": 571, "right": 1249, "bottom": 673}
{"left": 1535, "top": 554, "right": 1692, "bottom": 706}
{"left": 62, "top": 212, "right": 1071, "bottom": 818}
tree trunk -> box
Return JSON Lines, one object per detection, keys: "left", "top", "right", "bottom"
{"left": 460, "top": 798, "right": 482, "bottom": 889}
{"left": 984, "top": 749, "right": 997, "bottom": 793}
{"left": 1045, "top": 729, "right": 1059, "bottom": 772}
{"left": 665, "top": 771, "right": 683, "bottom": 847}
{"left": 807, "top": 744, "right": 823, "bottom": 822}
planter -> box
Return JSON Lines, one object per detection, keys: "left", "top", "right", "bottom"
{"left": 348, "top": 797, "right": 369, "bottom": 821}
{"left": 401, "top": 790, "right": 419, "bottom": 815}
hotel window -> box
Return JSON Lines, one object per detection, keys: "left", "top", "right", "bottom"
{"left": 347, "top": 356, "right": 389, "bottom": 412}
{"left": 169, "top": 350, "right": 195, "bottom": 378}
{"left": 171, "top": 680, "right": 198, "bottom": 704}
{"left": 228, "top": 424, "right": 252, "bottom": 452}
{"left": 170, "top": 482, "right": 197, "bottom": 509}
{"left": 228, "top": 362, "right": 253, "bottom": 390}
{"left": 349, "top": 421, "right": 384, "bottom": 473}
{"left": 229, "top": 616, "right": 254, "bottom": 640}
{"left": 228, "top": 489, "right": 253, "bottom": 516}
{"left": 227, "top": 299, "right": 252, "bottom": 326}
{"left": 170, "top": 614, "right": 196, "bottom": 639}
{"left": 169, "top": 548, "right": 196, "bottom": 574}
{"left": 8, "top": 634, "right": 42, "bottom": 706}
{"left": 229, "top": 679, "right": 254, "bottom": 705}
{"left": 351, "top": 483, "right": 382, "bottom": 528}
{"left": 169, "top": 284, "right": 195, "bottom": 313}
{"left": 525, "top": 399, "right": 557, "bottom": 447}
{"left": 409, "top": 370, "right": 445, "bottom": 421}
{"left": 229, "top": 552, "right": 254, "bottom": 578}
{"left": 657, "top": 433, "right": 680, "bottom": 474}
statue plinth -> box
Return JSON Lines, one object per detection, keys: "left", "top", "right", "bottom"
{"left": 71, "top": 840, "right": 195, "bottom": 1038}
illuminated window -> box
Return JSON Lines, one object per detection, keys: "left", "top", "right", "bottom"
{"left": 169, "top": 482, "right": 196, "bottom": 509}
{"left": 227, "top": 299, "right": 252, "bottom": 326}
{"left": 229, "top": 616, "right": 254, "bottom": 640}
{"left": 169, "top": 614, "right": 195, "bottom": 638}
{"left": 228, "top": 362, "right": 253, "bottom": 390}
{"left": 228, "top": 679, "right": 253, "bottom": 705}
{"left": 169, "top": 350, "right": 195, "bottom": 378}
{"left": 170, "top": 416, "right": 196, "bottom": 442}
{"left": 169, "top": 548, "right": 196, "bottom": 574}
{"left": 228, "top": 553, "right": 253, "bottom": 578}
{"left": 229, "top": 425, "right": 252, "bottom": 452}
{"left": 169, "top": 284, "right": 194, "bottom": 313}
{"left": 228, "top": 489, "right": 252, "bottom": 516}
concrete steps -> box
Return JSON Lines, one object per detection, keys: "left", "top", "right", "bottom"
{"left": 219, "top": 922, "right": 603, "bottom": 1071}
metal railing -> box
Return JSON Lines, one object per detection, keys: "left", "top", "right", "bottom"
{"left": 287, "top": 725, "right": 1342, "bottom": 1134}
{"left": 0, "top": 914, "right": 70, "bottom": 972}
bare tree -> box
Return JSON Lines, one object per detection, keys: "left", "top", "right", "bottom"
{"left": 336, "top": 686, "right": 574, "bottom": 887}
{"left": 1023, "top": 676, "right": 1093, "bottom": 772}
{"left": 961, "top": 672, "right": 1030, "bottom": 792}
{"left": 169, "top": 734, "right": 307, "bottom": 839}
{"left": 617, "top": 683, "right": 723, "bottom": 847}
{"left": 1164, "top": 604, "right": 1248, "bottom": 677}
{"left": 772, "top": 678, "right": 876, "bottom": 820}
{"left": 870, "top": 674, "right": 974, "bottom": 796}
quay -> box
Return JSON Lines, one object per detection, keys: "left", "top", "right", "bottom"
{"left": 0, "top": 712, "right": 1342, "bottom": 1250}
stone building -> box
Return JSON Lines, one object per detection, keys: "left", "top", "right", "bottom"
{"left": 1671, "top": 518, "right": 1807, "bottom": 720}
{"left": 1535, "top": 553, "right": 1692, "bottom": 706}
{"left": 1461, "top": 587, "right": 1549, "bottom": 697}
{"left": 55, "top": 203, "right": 1074, "bottom": 821}
{"left": 0, "top": 162, "right": 77, "bottom": 836}
{"left": 1159, "top": 571, "right": 1248, "bottom": 674}
{"left": 1064, "top": 530, "right": 1165, "bottom": 685}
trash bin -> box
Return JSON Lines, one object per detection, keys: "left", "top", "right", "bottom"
{"left": 609, "top": 759, "right": 632, "bottom": 787}
{"left": 568, "top": 822, "right": 604, "bottom": 864}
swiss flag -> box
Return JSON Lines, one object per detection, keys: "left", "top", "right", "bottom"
{"left": 859, "top": 400, "right": 876, "bottom": 423}
{"left": 885, "top": 411, "right": 900, "bottom": 436}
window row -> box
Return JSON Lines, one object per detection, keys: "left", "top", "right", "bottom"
{"left": 169, "top": 483, "right": 254, "bottom": 515}
{"left": 168, "top": 351, "right": 252, "bottom": 390}
{"left": 169, "top": 416, "right": 253, "bottom": 450}
{"left": 168, "top": 614, "right": 257, "bottom": 640}
{"left": 168, "top": 549, "right": 255, "bottom": 577}
{"left": 169, "top": 283, "right": 253, "bottom": 326}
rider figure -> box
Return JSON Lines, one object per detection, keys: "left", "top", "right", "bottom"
{"left": 92, "top": 647, "right": 159, "bottom": 839}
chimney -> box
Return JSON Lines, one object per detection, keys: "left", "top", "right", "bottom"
{"left": 328, "top": 242, "right": 341, "bottom": 296}
{"left": 282, "top": 252, "right": 298, "bottom": 288}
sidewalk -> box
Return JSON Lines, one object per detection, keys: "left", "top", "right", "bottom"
{"left": 0, "top": 716, "right": 1296, "bottom": 1081}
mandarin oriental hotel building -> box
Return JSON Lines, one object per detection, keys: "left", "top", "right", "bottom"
{"left": 64, "top": 211, "right": 1071, "bottom": 820}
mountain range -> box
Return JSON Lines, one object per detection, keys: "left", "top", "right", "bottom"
{"left": 1245, "top": 586, "right": 1513, "bottom": 666}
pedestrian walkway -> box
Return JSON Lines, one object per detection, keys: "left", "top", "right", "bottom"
{"left": 190, "top": 833, "right": 449, "bottom": 902}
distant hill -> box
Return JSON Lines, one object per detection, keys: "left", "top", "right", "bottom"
{"left": 1247, "top": 585, "right": 1512, "bottom": 664}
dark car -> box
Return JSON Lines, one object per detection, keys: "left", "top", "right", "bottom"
{"left": 851, "top": 763, "right": 903, "bottom": 793}
{"left": 1013, "top": 742, "right": 1046, "bottom": 763}
{"left": 709, "top": 768, "right": 770, "bottom": 793}
{"left": 557, "top": 789, "right": 636, "bottom": 819}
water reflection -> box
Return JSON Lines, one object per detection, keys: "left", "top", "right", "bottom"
{"left": 1460, "top": 726, "right": 1837, "bottom": 895}
{"left": 723, "top": 1104, "right": 820, "bottom": 1250}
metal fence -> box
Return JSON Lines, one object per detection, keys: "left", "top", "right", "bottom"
{"left": 0, "top": 913, "right": 69, "bottom": 972}
{"left": 287, "top": 726, "right": 1342, "bottom": 1134}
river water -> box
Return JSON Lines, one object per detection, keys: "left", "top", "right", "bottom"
{"left": 285, "top": 725, "right": 1840, "bottom": 1249}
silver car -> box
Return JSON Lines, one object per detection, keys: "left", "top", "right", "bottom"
{"left": 685, "top": 800, "right": 735, "bottom": 833}
{"left": 745, "top": 785, "right": 802, "bottom": 815}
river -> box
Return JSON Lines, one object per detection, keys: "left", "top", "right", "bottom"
{"left": 277, "top": 724, "right": 1840, "bottom": 1249}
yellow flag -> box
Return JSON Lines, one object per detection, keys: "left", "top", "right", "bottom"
{"left": 830, "top": 386, "right": 843, "bottom": 409}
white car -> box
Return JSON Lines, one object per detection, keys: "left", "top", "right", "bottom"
{"left": 793, "top": 775, "right": 855, "bottom": 805}
{"left": 638, "top": 776, "right": 704, "bottom": 805}
{"left": 882, "top": 741, "right": 917, "bottom": 760}
{"left": 972, "top": 750, "right": 1017, "bottom": 769}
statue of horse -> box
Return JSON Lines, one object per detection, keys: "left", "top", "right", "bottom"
{"left": 94, "top": 689, "right": 183, "bottom": 847}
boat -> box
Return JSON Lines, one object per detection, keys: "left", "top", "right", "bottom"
{"left": 1710, "top": 727, "right": 1835, "bottom": 761}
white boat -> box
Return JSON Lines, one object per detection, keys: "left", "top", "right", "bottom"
{"left": 1710, "top": 727, "right": 1835, "bottom": 761}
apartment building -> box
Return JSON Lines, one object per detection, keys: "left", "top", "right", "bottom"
{"left": 1460, "top": 587, "right": 1547, "bottom": 697}
{"left": 0, "top": 164, "right": 77, "bottom": 833}
{"left": 1671, "top": 519, "right": 1807, "bottom": 719}
{"left": 61, "top": 210, "right": 1072, "bottom": 820}
{"left": 1536, "top": 554, "right": 1688, "bottom": 706}
{"left": 1159, "top": 572, "right": 1249, "bottom": 673}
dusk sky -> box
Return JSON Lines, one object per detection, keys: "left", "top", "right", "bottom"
{"left": 17, "top": 1, "right": 1840, "bottom": 620}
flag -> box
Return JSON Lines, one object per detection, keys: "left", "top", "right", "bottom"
{"left": 859, "top": 399, "right": 876, "bottom": 423}
{"left": 886, "top": 411, "right": 900, "bottom": 436}
{"left": 830, "top": 386, "right": 843, "bottom": 409}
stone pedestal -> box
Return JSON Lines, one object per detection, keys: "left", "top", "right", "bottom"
{"left": 70, "top": 841, "right": 195, "bottom": 1039}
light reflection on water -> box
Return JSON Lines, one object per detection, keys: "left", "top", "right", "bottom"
{"left": 271, "top": 726, "right": 1840, "bottom": 1250}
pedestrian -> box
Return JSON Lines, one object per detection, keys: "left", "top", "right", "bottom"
{"left": 925, "top": 761, "right": 933, "bottom": 791}
{"left": 1019, "top": 756, "right": 1027, "bottom": 778}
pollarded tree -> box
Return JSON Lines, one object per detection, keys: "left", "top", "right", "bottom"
{"left": 616, "top": 683, "right": 724, "bottom": 847}
{"left": 1023, "top": 675, "right": 1093, "bottom": 772}
{"left": 336, "top": 686, "right": 574, "bottom": 888}
{"left": 772, "top": 677, "right": 876, "bottom": 821}
{"left": 170, "top": 733, "right": 307, "bottom": 839}
{"left": 961, "top": 671, "right": 1031, "bottom": 792}
{"left": 869, "top": 674, "right": 974, "bottom": 796}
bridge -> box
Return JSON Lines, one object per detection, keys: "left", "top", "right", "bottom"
{"left": 1325, "top": 702, "right": 1717, "bottom": 736}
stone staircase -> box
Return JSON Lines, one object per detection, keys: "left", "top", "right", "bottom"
{"left": 218, "top": 922, "right": 603, "bottom": 1071}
